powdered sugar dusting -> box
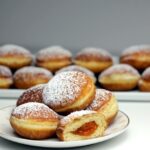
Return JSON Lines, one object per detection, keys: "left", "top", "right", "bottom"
{"left": 99, "top": 64, "right": 140, "bottom": 78}
{"left": 12, "top": 102, "right": 58, "bottom": 119}
{"left": 0, "top": 65, "right": 12, "bottom": 77}
{"left": 122, "top": 45, "right": 150, "bottom": 56}
{"left": 87, "top": 89, "right": 112, "bottom": 111}
{"left": 17, "top": 84, "right": 46, "bottom": 106}
{"left": 14, "top": 66, "right": 53, "bottom": 79}
{"left": 60, "top": 110, "right": 96, "bottom": 125}
{"left": 76, "top": 47, "right": 112, "bottom": 58}
{"left": 56, "top": 65, "right": 95, "bottom": 80}
{"left": 42, "top": 71, "right": 89, "bottom": 108}
{"left": 36, "top": 46, "right": 72, "bottom": 60}
{"left": 0, "top": 44, "right": 32, "bottom": 56}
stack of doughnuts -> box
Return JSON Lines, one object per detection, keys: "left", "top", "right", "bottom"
{"left": 10, "top": 71, "right": 119, "bottom": 141}
{"left": 0, "top": 44, "right": 150, "bottom": 92}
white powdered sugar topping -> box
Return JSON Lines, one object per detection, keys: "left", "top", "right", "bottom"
{"left": 100, "top": 64, "right": 140, "bottom": 78}
{"left": 60, "top": 110, "right": 96, "bottom": 125}
{"left": 87, "top": 89, "right": 112, "bottom": 110}
{"left": 12, "top": 102, "right": 58, "bottom": 119}
{"left": 0, "top": 65, "right": 12, "bottom": 77}
{"left": 122, "top": 45, "right": 150, "bottom": 56}
{"left": 0, "top": 44, "right": 32, "bottom": 56}
{"left": 42, "top": 71, "right": 88, "bottom": 108}
{"left": 14, "top": 66, "right": 53, "bottom": 78}
{"left": 77, "top": 47, "right": 112, "bottom": 57}
{"left": 56, "top": 65, "right": 95, "bottom": 79}
{"left": 36, "top": 46, "right": 72, "bottom": 60}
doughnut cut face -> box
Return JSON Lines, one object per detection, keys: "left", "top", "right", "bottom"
{"left": 56, "top": 110, "right": 107, "bottom": 141}
{"left": 43, "top": 71, "right": 96, "bottom": 113}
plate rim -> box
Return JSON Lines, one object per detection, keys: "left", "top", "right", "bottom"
{"left": 0, "top": 105, "right": 130, "bottom": 148}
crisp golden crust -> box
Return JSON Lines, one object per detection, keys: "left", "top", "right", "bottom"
{"left": 43, "top": 71, "right": 96, "bottom": 113}
{"left": 13, "top": 66, "right": 53, "bottom": 89}
{"left": 16, "top": 84, "right": 46, "bottom": 106}
{"left": 98, "top": 64, "right": 140, "bottom": 91}
{"left": 120, "top": 45, "right": 150, "bottom": 70}
{"left": 87, "top": 89, "right": 118, "bottom": 125}
{"left": 10, "top": 103, "right": 59, "bottom": 139}
{"left": 36, "top": 60, "right": 72, "bottom": 72}
{"left": 74, "top": 48, "right": 113, "bottom": 73}
{"left": 74, "top": 60, "right": 113, "bottom": 73}
{"left": 0, "top": 44, "right": 32, "bottom": 69}
{"left": 35, "top": 46, "right": 72, "bottom": 72}
{"left": 0, "top": 65, "right": 13, "bottom": 88}
{"left": 56, "top": 110, "right": 107, "bottom": 141}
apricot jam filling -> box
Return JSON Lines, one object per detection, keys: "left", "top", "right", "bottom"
{"left": 72, "top": 121, "right": 98, "bottom": 136}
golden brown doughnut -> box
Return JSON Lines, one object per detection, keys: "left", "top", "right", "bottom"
{"left": 35, "top": 46, "right": 72, "bottom": 72}
{"left": 56, "top": 65, "right": 96, "bottom": 83}
{"left": 87, "top": 89, "right": 118, "bottom": 125}
{"left": 10, "top": 102, "right": 59, "bottom": 140}
{"left": 16, "top": 84, "right": 46, "bottom": 106}
{"left": 13, "top": 66, "right": 53, "bottom": 89}
{"left": 98, "top": 64, "right": 140, "bottom": 91}
{"left": 56, "top": 110, "right": 107, "bottom": 141}
{"left": 42, "top": 71, "right": 96, "bottom": 113}
{"left": 120, "top": 45, "right": 150, "bottom": 70}
{"left": 138, "top": 67, "right": 150, "bottom": 91}
{"left": 0, "top": 65, "right": 13, "bottom": 88}
{"left": 0, "top": 44, "right": 33, "bottom": 69}
{"left": 74, "top": 47, "right": 113, "bottom": 73}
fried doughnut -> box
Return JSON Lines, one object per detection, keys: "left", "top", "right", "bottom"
{"left": 0, "top": 65, "right": 13, "bottom": 88}
{"left": 87, "top": 89, "right": 118, "bottom": 125}
{"left": 56, "top": 110, "right": 107, "bottom": 141}
{"left": 14, "top": 66, "right": 53, "bottom": 89}
{"left": 43, "top": 71, "right": 96, "bottom": 113}
{"left": 56, "top": 65, "right": 96, "bottom": 83}
{"left": 74, "top": 47, "right": 113, "bottom": 73}
{"left": 138, "top": 67, "right": 150, "bottom": 91}
{"left": 0, "top": 44, "right": 32, "bottom": 69}
{"left": 16, "top": 84, "right": 46, "bottom": 106}
{"left": 35, "top": 46, "right": 72, "bottom": 72}
{"left": 120, "top": 45, "right": 150, "bottom": 70}
{"left": 98, "top": 64, "right": 140, "bottom": 91}
{"left": 10, "top": 102, "right": 59, "bottom": 139}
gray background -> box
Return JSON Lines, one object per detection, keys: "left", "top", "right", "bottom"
{"left": 0, "top": 0, "right": 150, "bottom": 55}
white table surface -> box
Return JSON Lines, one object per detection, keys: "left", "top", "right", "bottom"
{"left": 0, "top": 99, "right": 150, "bottom": 150}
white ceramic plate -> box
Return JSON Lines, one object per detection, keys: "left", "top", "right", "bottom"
{"left": 0, "top": 105, "right": 129, "bottom": 148}
{"left": 0, "top": 89, "right": 150, "bottom": 101}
